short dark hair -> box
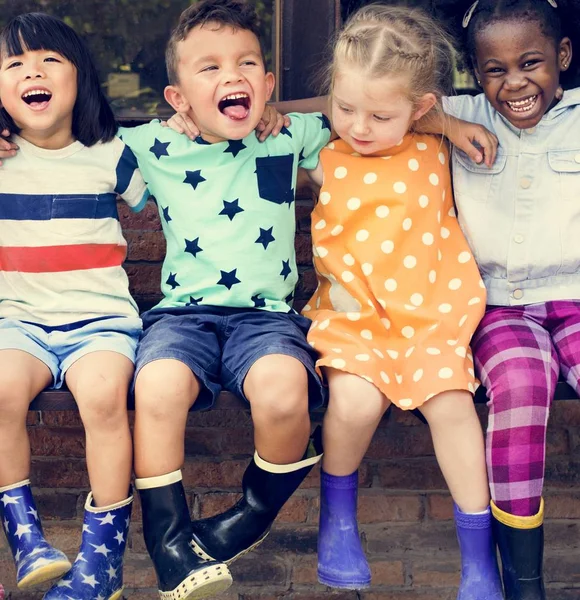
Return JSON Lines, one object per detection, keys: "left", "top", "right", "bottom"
{"left": 0, "top": 13, "right": 117, "bottom": 146}
{"left": 166, "top": 0, "right": 264, "bottom": 85}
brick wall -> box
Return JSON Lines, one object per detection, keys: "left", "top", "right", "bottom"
{"left": 1, "top": 187, "right": 580, "bottom": 599}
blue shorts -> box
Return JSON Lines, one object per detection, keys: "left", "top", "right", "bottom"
{"left": 0, "top": 316, "right": 142, "bottom": 389}
{"left": 135, "top": 306, "right": 326, "bottom": 411}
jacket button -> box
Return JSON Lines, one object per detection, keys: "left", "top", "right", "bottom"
{"left": 520, "top": 178, "right": 532, "bottom": 189}
{"left": 513, "top": 289, "right": 524, "bottom": 300}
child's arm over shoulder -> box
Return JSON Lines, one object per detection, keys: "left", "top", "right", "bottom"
{"left": 112, "top": 136, "right": 150, "bottom": 213}
{"left": 116, "top": 120, "right": 166, "bottom": 154}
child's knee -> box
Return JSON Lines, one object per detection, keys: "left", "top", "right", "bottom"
{"left": 488, "top": 370, "right": 551, "bottom": 411}
{"left": 75, "top": 374, "right": 129, "bottom": 427}
{"left": 328, "top": 376, "right": 387, "bottom": 427}
{"left": 0, "top": 374, "right": 35, "bottom": 423}
{"left": 420, "top": 389, "right": 477, "bottom": 427}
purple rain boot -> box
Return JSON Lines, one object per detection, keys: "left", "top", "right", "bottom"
{"left": 317, "top": 470, "right": 371, "bottom": 590}
{"left": 454, "top": 503, "right": 504, "bottom": 600}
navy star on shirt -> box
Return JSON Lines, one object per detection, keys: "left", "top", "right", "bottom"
{"left": 184, "top": 170, "right": 206, "bottom": 190}
{"left": 150, "top": 138, "right": 170, "bottom": 160}
{"left": 162, "top": 206, "right": 172, "bottom": 223}
{"left": 280, "top": 125, "right": 292, "bottom": 138}
{"left": 318, "top": 114, "right": 332, "bottom": 131}
{"left": 280, "top": 260, "right": 292, "bottom": 281}
{"left": 195, "top": 136, "right": 211, "bottom": 146}
{"left": 224, "top": 139, "right": 247, "bottom": 158}
{"left": 299, "top": 148, "right": 305, "bottom": 162}
{"left": 185, "top": 237, "right": 203, "bottom": 258}
{"left": 166, "top": 273, "right": 180, "bottom": 289}
{"left": 186, "top": 296, "right": 204, "bottom": 306}
{"left": 217, "top": 269, "right": 241, "bottom": 290}
{"left": 285, "top": 291, "right": 294, "bottom": 304}
{"left": 252, "top": 294, "right": 266, "bottom": 308}
{"left": 255, "top": 226, "right": 275, "bottom": 250}
{"left": 220, "top": 199, "right": 244, "bottom": 221}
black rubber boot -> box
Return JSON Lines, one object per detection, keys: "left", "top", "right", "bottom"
{"left": 191, "top": 426, "right": 323, "bottom": 564}
{"left": 492, "top": 500, "right": 546, "bottom": 600}
{"left": 136, "top": 470, "right": 232, "bottom": 600}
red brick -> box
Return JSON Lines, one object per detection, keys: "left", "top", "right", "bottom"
{"left": 427, "top": 494, "right": 453, "bottom": 521}
{"left": 125, "top": 230, "right": 166, "bottom": 262}
{"left": 29, "top": 426, "right": 86, "bottom": 458}
{"left": 182, "top": 460, "right": 248, "bottom": 490}
{"left": 369, "top": 560, "right": 405, "bottom": 586}
{"left": 35, "top": 490, "right": 80, "bottom": 520}
{"left": 545, "top": 493, "right": 580, "bottom": 519}
{"left": 295, "top": 233, "right": 313, "bottom": 266}
{"left": 544, "top": 458, "right": 580, "bottom": 487}
{"left": 545, "top": 428, "right": 570, "bottom": 456}
{"left": 41, "top": 411, "right": 83, "bottom": 427}
{"left": 118, "top": 200, "right": 161, "bottom": 231}
{"left": 42, "top": 522, "right": 83, "bottom": 554}
{"left": 186, "top": 408, "right": 252, "bottom": 428}
{"left": 376, "top": 459, "right": 447, "bottom": 491}
{"left": 545, "top": 554, "right": 580, "bottom": 584}
{"left": 124, "top": 264, "right": 163, "bottom": 296}
{"left": 358, "top": 493, "right": 423, "bottom": 523}
{"left": 30, "top": 458, "right": 89, "bottom": 488}
{"left": 362, "top": 592, "right": 456, "bottom": 600}
{"left": 410, "top": 559, "right": 460, "bottom": 587}
{"left": 366, "top": 428, "right": 434, "bottom": 459}
{"left": 27, "top": 411, "right": 40, "bottom": 426}
{"left": 291, "top": 554, "right": 318, "bottom": 585}
{"left": 550, "top": 401, "right": 580, "bottom": 427}
{"left": 288, "top": 593, "right": 358, "bottom": 600}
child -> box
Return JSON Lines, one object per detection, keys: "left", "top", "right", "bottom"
{"left": 301, "top": 5, "right": 502, "bottom": 596}
{"left": 0, "top": 12, "right": 145, "bottom": 599}
{"left": 443, "top": 1, "right": 580, "bottom": 598}
{"left": 114, "top": 1, "right": 329, "bottom": 598}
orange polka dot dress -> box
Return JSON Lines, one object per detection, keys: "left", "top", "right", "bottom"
{"left": 304, "top": 134, "right": 486, "bottom": 410}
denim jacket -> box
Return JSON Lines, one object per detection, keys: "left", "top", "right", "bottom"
{"left": 443, "top": 88, "right": 580, "bottom": 306}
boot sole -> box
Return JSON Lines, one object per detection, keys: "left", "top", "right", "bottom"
{"left": 318, "top": 571, "right": 371, "bottom": 590}
{"left": 190, "top": 529, "right": 270, "bottom": 565}
{"left": 158, "top": 564, "right": 233, "bottom": 600}
{"left": 17, "top": 560, "right": 72, "bottom": 589}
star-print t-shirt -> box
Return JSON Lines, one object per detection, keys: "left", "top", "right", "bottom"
{"left": 119, "top": 112, "right": 331, "bottom": 312}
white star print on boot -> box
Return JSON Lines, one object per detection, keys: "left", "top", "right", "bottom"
{"left": 43, "top": 491, "right": 132, "bottom": 600}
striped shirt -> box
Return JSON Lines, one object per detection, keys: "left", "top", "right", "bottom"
{"left": 0, "top": 134, "right": 149, "bottom": 326}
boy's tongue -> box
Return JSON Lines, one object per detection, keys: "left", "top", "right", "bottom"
{"left": 223, "top": 105, "right": 249, "bottom": 120}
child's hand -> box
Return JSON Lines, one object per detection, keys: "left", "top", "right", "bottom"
{"left": 161, "top": 113, "right": 199, "bottom": 140}
{"left": 0, "top": 129, "right": 18, "bottom": 166}
{"left": 255, "top": 105, "right": 291, "bottom": 142}
{"left": 449, "top": 120, "right": 498, "bottom": 167}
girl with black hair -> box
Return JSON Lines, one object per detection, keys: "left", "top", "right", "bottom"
{"left": 442, "top": 1, "right": 580, "bottom": 598}
{"left": 0, "top": 13, "right": 148, "bottom": 599}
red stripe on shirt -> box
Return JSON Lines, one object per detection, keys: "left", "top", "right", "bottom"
{"left": 0, "top": 244, "right": 126, "bottom": 273}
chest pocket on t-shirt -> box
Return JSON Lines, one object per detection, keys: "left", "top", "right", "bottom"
{"left": 548, "top": 150, "right": 580, "bottom": 202}
{"left": 51, "top": 195, "right": 99, "bottom": 238}
{"left": 452, "top": 149, "right": 507, "bottom": 204}
{"left": 256, "top": 154, "right": 295, "bottom": 205}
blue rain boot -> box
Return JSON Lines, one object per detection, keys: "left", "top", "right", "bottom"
{"left": 43, "top": 492, "right": 132, "bottom": 600}
{"left": 317, "top": 470, "right": 371, "bottom": 590}
{"left": 455, "top": 503, "right": 504, "bottom": 600}
{"left": 0, "top": 479, "right": 70, "bottom": 589}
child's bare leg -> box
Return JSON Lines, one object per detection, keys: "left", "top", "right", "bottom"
{"left": 244, "top": 354, "right": 310, "bottom": 464}
{"left": 133, "top": 359, "right": 201, "bottom": 477}
{"left": 0, "top": 350, "right": 52, "bottom": 486}
{"left": 419, "top": 390, "right": 489, "bottom": 512}
{"left": 65, "top": 351, "right": 133, "bottom": 506}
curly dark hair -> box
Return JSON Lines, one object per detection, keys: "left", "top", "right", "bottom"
{"left": 449, "top": 0, "right": 580, "bottom": 89}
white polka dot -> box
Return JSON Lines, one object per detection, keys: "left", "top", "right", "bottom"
{"left": 331, "top": 358, "right": 346, "bottom": 369}
{"left": 419, "top": 195, "right": 429, "bottom": 208}
{"left": 429, "top": 173, "right": 439, "bottom": 186}
{"left": 347, "top": 197, "right": 361, "bottom": 210}
{"left": 355, "top": 354, "right": 371, "bottom": 362}
{"left": 404, "top": 255, "right": 417, "bottom": 269}
{"left": 311, "top": 320, "right": 318, "bottom": 329}
{"left": 410, "top": 293, "right": 424, "bottom": 306}
{"left": 439, "top": 303, "right": 452, "bottom": 314}
{"left": 376, "top": 205, "right": 390, "bottom": 218}
{"left": 479, "top": 280, "right": 486, "bottom": 289}
{"left": 362, "top": 263, "right": 373, "bottom": 276}
{"left": 342, "top": 271, "right": 354, "bottom": 283}
{"left": 405, "top": 346, "right": 415, "bottom": 358}
{"left": 346, "top": 312, "right": 361, "bottom": 321}
{"left": 468, "top": 382, "right": 475, "bottom": 394}
{"left": 422, "top": 232, "right": 434, "bottom": 246}
{"left": 343, "top": 254, "right": 355, "bottom": 266}
{"left": 438, "top": 249, "right": 443, "bottom": 262}
{"left": 314, "top": 219, "right": 326, "bottom": 230}
{"left": 468, "top": 297, "right": 482, "bottom": 306}
{"left": 316, "top": 246, "right": 328, "bottom": 258}
{"left": 316, "top": 296, "right": 321, "bottom": 308}
{"left": 364, "top": 172, "right": 378, "bottom": 184}
{"left": 458, "top": 251, "right": 471, "bottom": 264}
{"left": 395, "top": 373, "right": 403, "bottom": 384}
{"left": 320, "top": 191, "right": 331, "bottom": 204}
{"left": 331, "top": 348, "right": 342, "bottom": 353}
{"left": 413, "top": 369, "right": 424, "bottom": 382}
{"left": 362, "top": 375, "right": 373, "bottom": 383}
{"left": 381, "top": 318, "right": 391, "bottom": 330}
{"left": 428, "top": 323, "right": 438, "bottom": 331}
{"left": 417, "top": 142, "right": 428, "bottom": 151}
{"left": 373, "top": 349, "right": 384, "bottom": 358}
{"left": 459, "top": 314, "right": 468, "bottom": 327}
{"left": 378, "top": 299, "right": 387, "bottom": 309}
{"left": 404, "top": 304, "right": 417, "bottom": 312}
{"left": 447, "top": 339, "right": 458, "bottom": 346}
{"left": 440, "top": 227, "right": 450, "bottom": 239}
{"left": 361, "top": 329, "right": 373, "bottom": 340}
{"left": 449, "top": 278, "right": 462, "bottom": 291}
{"left": 402, "top": 326, "right": 415, "bottom": 339}
{"left": 429, "top": 270, "right": 437, "bottom": 284}
{"left": 380, "top": 371, "right": 390, "bottom": 384}
{"left": 381, "top": 240, "right": 395, "bottom": 254}
{"left": 385, "top": 278, "right": 398, "bottom": 292}
{"left": 426, "top": 347, "right": 441, "bottom": 355}
{"left": 437, "top": 211, "right": 441, "bottom": 224}
{"left": 468, "top": 368, "right": 475, "bottom": 377}
{"left": 318, "top": 319, "right": 330, "bottom": 331}
{"left": 394, "top": 181, "right": 407, "bottom": 194}
{"left": 387, "top": 350, "right": 399, "bottom": 359}
{"left": 303, "top": 304, "right": 311, "bottom": 312}
{"left": 425, "top": 393, "right": 436, "bottom": 402}
{"left": 448, "top": 207, "right": 457, "bottom": 217}
{"left": 309, "top": 341, "right": 315, "bottom": 347}
{"left": 356, "top": 229, "right": 370, "bottom": 242}
{"left": 439, "top": 368, "right": 454, "bottom": 379}
{"left": 438, "top": 152, "right": 446, "bottom": 165}
{"left": 335, "top": 166, "right": 347, "bottom": 179}
{"left": 399, "top": 399, "right": 413, "bottom": 408}
{"left": 331, "top": 225, "right": 344, "bottom": 236}
{"left": 402, "top": 218, "right": 413, "bottom": 231}
{"left": 328, "top": 142, "right": 335, "bottom": 150}
{"left": 408, "top": 158, "right": 420, "bottom": 171}
{"left": 455, "top": 347, "right": 467, "bottom": 358}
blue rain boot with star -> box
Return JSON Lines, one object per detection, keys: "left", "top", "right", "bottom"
{"left": 44, "top": 491, "right": 132, "bottom": 600}
{"left": 0, "top": 479, "right": 71, "bottom": 589}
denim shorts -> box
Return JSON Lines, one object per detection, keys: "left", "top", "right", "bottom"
{"left": 135, "top": 306, "right": 326, "bottom": 411}
{"left": 0, "top": 316, "right": 142, "bottom": 389}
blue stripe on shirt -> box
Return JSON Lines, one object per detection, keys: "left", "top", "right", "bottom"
{"left": 0, "top": 193, "right": 118, "bottom": 220}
